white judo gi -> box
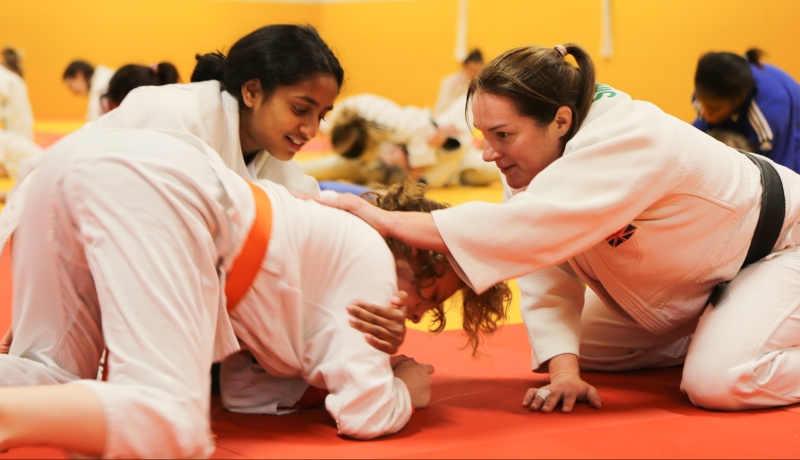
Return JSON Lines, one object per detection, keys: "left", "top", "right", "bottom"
{"left": 301, "top": 93, "right": 471, "bottom": 188}
{"left": 0, "top": 126, "right": 251, "bottom": 458}
{"left": 433, "top": 86, "right": 800, "bottom": 410}
{"left": 95, "top": 80, "right": 319, "bottom": 194}
{"left": 86, "top": 65, "right": 115, "bottom": 121}
{"left": 0, "top": 131, "right": 42, "bottom": 180}
{"left": 222, "top": 181, "right": 412, "bottom": 439}
{"left": 0, "top": 65, "right": 34, "bottom": 139}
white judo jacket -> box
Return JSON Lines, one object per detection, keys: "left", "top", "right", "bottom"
{"left": 96, "top": 80, "right": 320, "bottom": 194}
{"left": 86, "top": 65, "right": 114, "bottom": 121}
{"left": 223, "top": 181, "right": 413, "bottom": 439}
{"left": 0, "top": 65, "right": 34, "bottom": 139}
{"left": 432, "top": 86, "right": 800, "bottom": 369}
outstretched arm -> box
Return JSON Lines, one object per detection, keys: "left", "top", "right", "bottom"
{"left": 313, "top": 193, "right": 449, "bottom": 253}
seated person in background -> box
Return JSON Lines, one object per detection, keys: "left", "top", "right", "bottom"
{"left": 434, "top": 49, "right": 483, "bottom": 117}
{"left": 0, "top": 59, "right": 34, "bottom": 139}
{"left": 221, "top": 181, "right": 512, "bottom": 422}
{"left": 62, "top": 60, "right": 116, "bottom": 121}
{"left": 302, "top": 93, "right": 495, "bottom": 188}
{"left": 692, "top": 48, "right": 800, "bottom": 173}
{"left": 101, "top": 62, "right": 180, "bottom": 114}
{"left": 1, "top": 47, "right": 24, "bottom": 78}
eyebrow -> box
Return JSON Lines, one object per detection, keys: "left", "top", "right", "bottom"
{"left": 487, "top": 123, "right": 509, "bottom": 132}
{"left": 295, "top": 95, "right": 334, "bottom": 112}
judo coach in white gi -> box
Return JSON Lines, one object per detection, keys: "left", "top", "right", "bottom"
{"left": 316, "top": 44, "right": 800, "bottom": 414}
{"left": 0, "top": 126, "right": 441, "bottom": 457}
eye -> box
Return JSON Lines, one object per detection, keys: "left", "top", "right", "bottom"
{"left": 293, "top": 105, "right": 308, "bottom": 116}
{"left": 496, "top": 132, "right": 509, "bottom": 139}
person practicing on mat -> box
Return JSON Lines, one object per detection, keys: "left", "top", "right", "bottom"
{"left": 1, "top": 47, "right": 24, "bottom": 79}
{"left": 220, "top": 182, "right": 511, "bottom": 417}
{"left": 0, "top": 59, "right": 34, "bottom": 140}
{"left": 693, "top": 48, "right": 800, "bottom": 173}
{"left": 93, "top": 25, "right": 328, "bottom": 195}
{"left": 302, "top": 93, "right": 495, "bottom": 188}
{"left": 434, "top": 48, "right": 483, "bottom": 117}
{"left": 63, "top": 60, "right": 115, "bottom": 121}
{"left": 315, "top": 43, "right": 800, "bottom": 414}
{"left": 100, "top": 62, "right": 180, "bottom": 114}
{"left": 0, "top": 124, "right": 441, "bottom": 457}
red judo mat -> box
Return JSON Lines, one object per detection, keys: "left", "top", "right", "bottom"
{"left": 0, "top": 245, "right": 798, "bottom": 458}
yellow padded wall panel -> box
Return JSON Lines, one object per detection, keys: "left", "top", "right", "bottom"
{"left": 0, "top": 0, "right": 319, "bottom": 118}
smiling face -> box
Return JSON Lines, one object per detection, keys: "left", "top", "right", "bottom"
{"left": 471, "top": 91, "right": 571, "bottom": 189}
{"left": 394, "top": 254, "right": 464, "bottom": 324}
{"left": 239, "top": 73, "right": 339, "bottom": 160}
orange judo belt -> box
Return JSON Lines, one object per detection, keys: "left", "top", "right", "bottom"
{"left": 102, "top": 181, "right": 272, "bottom": 381}
{"left": 225, "top": 181, "right": 273, "bottom": 311}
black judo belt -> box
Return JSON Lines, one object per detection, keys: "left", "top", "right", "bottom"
{"left": 707, "top": 150, "right": 786, "bottom": 307}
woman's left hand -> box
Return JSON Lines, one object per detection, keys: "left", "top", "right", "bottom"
{"left": 348, "top": 291, "right": 408, "bottom": 354}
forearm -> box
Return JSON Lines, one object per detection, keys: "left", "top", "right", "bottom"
{"left": 384, "top": 211, "right": 449, "bottom": 254}
{"left": 0, "top": 384, "right": 105, "bottom": 456}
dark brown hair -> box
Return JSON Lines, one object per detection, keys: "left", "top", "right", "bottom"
{"left": 467, "top": 44, "right": 596, "bottom": 142}
{"left": 1, "top": 48, "right": 23, "bottom": 78}
{"left": 104, "top": 63, "right": 180, "bottom": 106}
{"left": 366, "top": 181, "right": 512, "bottom": 353}
{"left": 695, "top": 49, "right": 763, "bottom": 100}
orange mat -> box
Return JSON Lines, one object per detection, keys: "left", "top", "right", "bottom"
{"left": 1, "top": 243, "right": 799, "bottom": 458}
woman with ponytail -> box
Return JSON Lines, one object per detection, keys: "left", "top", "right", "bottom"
{"left": 100, "top": 62, "right": 180, "bottom": 113}
{"left": 316, "top": 43, "right": 800, "bottom": 415}
{"left": 693, "top": 48, "right": 800, "bottom": 172}
{"left": 96, "top": 24, "right": 343, "bottom": 195}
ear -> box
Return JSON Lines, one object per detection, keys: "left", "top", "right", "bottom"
{"left": 241, "top": 78, "right": 263, "bottom": 109}
{"left": 553, "top": 106, "right": 573, "bottom": 138}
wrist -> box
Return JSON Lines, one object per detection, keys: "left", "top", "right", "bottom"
{"left": 547, "top": 353, "right": 580, "bottom": 380}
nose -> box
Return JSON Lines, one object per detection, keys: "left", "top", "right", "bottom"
{"left": 300, "top": 119, "right": 318, "bottom": 140}
{"left": 482, "top": 141, "right": 501, "bottom": 162}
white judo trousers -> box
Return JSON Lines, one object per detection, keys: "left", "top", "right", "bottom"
{"left": 221, "top": 182, "right": 413, "bottom": 439}
{"left": 579, "top": 245, "right": 800, "bottom": 410}
{"left": 0, "top": 127, "right": 251, "bottom": 458}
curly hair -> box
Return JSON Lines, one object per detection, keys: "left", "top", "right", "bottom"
{"left": 364, "top": 181, "right": 512, "bottom": 353}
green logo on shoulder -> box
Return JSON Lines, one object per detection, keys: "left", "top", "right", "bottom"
{"left": 593, "top": 83, "right": 617, "bottom": 102}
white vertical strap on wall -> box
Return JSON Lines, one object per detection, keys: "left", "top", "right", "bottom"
{"left": 454, "top": 0, "right": 468, "bottom": 62}
{"left": 601, "top": 0, "right": 613, "bottom": 58}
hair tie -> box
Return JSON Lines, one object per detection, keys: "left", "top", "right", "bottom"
{"left": 554, "top": 45, "right": 568, "bottom": 58}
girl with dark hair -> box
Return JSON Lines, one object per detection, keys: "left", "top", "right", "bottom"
{"left": 100, "top": 62, "right": 180, "bottom": 113}
{"left": 693, "top": 49, "right": 800, "bottom": 172}
{"left": 95, "top": 24, "right": 342, "bottom": 195}
{"left": 62, "top": 60, "right": 115, "bottom": 121}
{"left": 317, "top": 43, "right": 800, "bottom": 415}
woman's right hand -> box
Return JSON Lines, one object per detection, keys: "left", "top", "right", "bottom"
{"left": 522, "top": 353, "right": 602, "bottom": 413}
{"left": 393, "top": 358, "right": 434, "bottom": 409}
{"left": 0, "top": 328, "right": 12, "bottom": 354}
{"left": 313, "top": 192, "right": 391, "bottom": 236}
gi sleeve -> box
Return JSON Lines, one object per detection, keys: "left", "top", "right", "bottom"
{"left": 220, "top": 352, "right": 309, "bottom": 415}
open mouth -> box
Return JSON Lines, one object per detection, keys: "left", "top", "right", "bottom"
{"left": 285, "top": 135, "right": 306, "bottom": 151}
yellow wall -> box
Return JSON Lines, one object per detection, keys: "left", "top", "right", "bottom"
{"left": 2, "top": 0, "right": 800, "bottom": 122}
{"left": 0, "top": 0, "right": 318, "bottom": 118}
{"left": 322, "top": 0, "right": 800, "bottom": 122}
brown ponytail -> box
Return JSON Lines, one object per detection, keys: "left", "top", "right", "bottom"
{"left": 467, "top": 43, "right": 596, "bottom": 142}
{"left": 744, "top": 48, "right": 765, "bottom": 69}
